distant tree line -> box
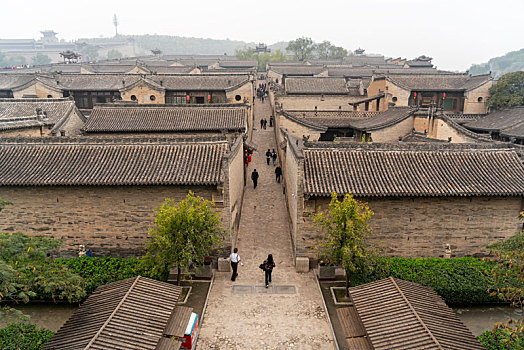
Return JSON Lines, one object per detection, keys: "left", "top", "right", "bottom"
{"left": 286, "top": 37, "right": 349, "bottom": 61}
{"left": 469, "top": 48, "right": 524, "bottom": 78}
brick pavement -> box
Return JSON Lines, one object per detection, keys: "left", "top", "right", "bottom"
{"left": 197, "top": 81, "right": 335, "bottom": 349}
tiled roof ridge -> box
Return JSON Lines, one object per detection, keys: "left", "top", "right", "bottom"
{"left": 0, "top": 135, "right": 228, "bottom": 145}
{"left": 0, "top": 97, "right": 73, "bottom": 102}
{"left": 388, "top": 277, "right": 444, "bottom": 350}
{"left": 93, "top": 103, "right": 249, "bottom": 109}
{"left": 85, "top": 276, "right": 141, "bottom": 349}
{"left": 281, "top": 111, "right": 328, "bottom": 131}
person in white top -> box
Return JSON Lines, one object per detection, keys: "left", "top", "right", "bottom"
{"left": 229, "top": 248, "right": 243, "bottom": 281}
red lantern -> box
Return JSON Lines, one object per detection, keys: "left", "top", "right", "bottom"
{"left": 442, "top": 92, "right": 446, "bottom": 99}
{"left": 413, "top": 92, "right": 417, "bottom": 98}
{"left": 208, "top": 94, "right": 211, "bottom": 102}
{"left": 186, "top": 95, "right": 190, "bottom": 103}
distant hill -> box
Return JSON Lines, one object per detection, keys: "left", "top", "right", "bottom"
{"left": 114, "top": 34, "right": 289, "bottom": 56}
{"left": 469, "top": 49, "right": 524, "bottom": 78}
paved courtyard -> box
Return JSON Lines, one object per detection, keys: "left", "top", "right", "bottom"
{"left": 197, "top": 81, "right": 335, "bottom": 349}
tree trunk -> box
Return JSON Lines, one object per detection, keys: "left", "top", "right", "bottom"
{"left": 177, "top": 264, "right": 182, "bottom": 286}
{"left": 345, "top": 268, "right": 350, "bottom": 297}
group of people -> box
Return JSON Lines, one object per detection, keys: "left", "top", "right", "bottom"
{"left": 228, "top": 248, "right": 276, "bottom": 288}
{"left": 256, "top": 82, "right": 268, "bottom": 103}
{"left": 265, "top": 149, "right": 277, "bottom": 166}
{"left": 259, "top": 116, "right": 274, "bottom": 129}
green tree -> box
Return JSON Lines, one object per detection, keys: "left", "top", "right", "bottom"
{"left": 143, "top": 192, "right": 224, "bottom": 285}
{"left": 0, "top": 323, "right": 54, "bottom": 350}
{"left": 328, "top": 45, "right": 348, "bottom": 60}
{"left": 487, "top": 71, "right": 524, "bottom": 110}
{"left": 31, "top": 53, "right": 51, "bottom": 66}
{"left": 5, "top": 55, "right": 26, "bottom": 67}
{"left": 286, "top": 37, "right": 315, "bottom": 61}
{"left": 82, "top": 45, "right": 99, "bottom": 61}
{"left": 234, "top": 47, "right": 256, "bottom": 60}
{"left": 314, "top": 193, "right": 376, "bottom": 296}
{"left": 106, "top": 49, "right": 123, "bottom": 60}
{"left": 0, "top": 197, "right": 11, "bottom": 212}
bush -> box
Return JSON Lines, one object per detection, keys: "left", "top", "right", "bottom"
{"left": 0, "top": 323, "right": 54, "bottom": 350}
{"left": 348, "top": 257, "right": 499, "bottom": 305}
{"left": 478, "top": 327, "right": 524, "bottom": 350}
{"left": 55, "top": 257, "right": 162, "bottom": 296}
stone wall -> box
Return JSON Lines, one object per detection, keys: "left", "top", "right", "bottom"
{"left": 0, "top": 185, "right": 226, "bottom": 258}
{"left": 0, "top": 127, "right": 45, "bottom": 137}
{"left": 298, "top": 195, "right": 523, "bottom": 259}
{"left": 283, "top": 135, "right": 303, "bottom": 257}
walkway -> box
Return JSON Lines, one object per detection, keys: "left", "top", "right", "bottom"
{"left": 197, "top": 81, "right": 334, "bottom": 349}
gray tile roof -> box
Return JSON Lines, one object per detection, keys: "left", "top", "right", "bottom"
{"left": 285, "top": 77, "right": 349, "bottom": 94}
{"left": 149, "top": 74, "right": 250, "bottom": 91}
{"left": 387, "top": 73, "right": 492, "bottom": 91}
{"left": 43, "top": 277, "right": 183, "bottom": 350}
{"left": 0, "top": 137, "right": 227, "bottom": 186}
{"left": 349, "top": 107, "right": 415, "bottom": 130}
{"left": 83, "top": 104, "right": 247, "bottom": 133}
{"left": 0, "top": 74, "right": 36, "bottom": 90}
{"left": 0, "top": 98, "right": 82, "bottom": 131}
{"left": 347, "top": 278, "right": 485, "bottom": 350}
{"left": 303, "top": 143, "right": 524, "bottom": 197}
{"left": 269, "top": 65, "right": 326, "bottom": 76}
{"left": 218, "top": 60, "right": 257, "bottom": 68}
{"left": 465, "top": 106, "right": 524, "bottom": 132}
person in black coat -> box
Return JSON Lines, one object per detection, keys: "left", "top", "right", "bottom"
{"left": 251, "top": 169, "right": 259, "bottom": 189}
{"left": 262, "top": 254, "right": 276, "bottom": 288}
{"left": 275, "top": 166, "right": 282, "bottom": 183}
{"left": 265, "top": 149, "right": 271, "bottom": 165}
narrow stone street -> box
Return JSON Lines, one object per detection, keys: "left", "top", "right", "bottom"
{"left": 197, "top": 81, "right": 334, "bottom": 349}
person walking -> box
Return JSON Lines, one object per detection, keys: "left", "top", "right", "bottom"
{"left": 261, "top": 254, "right": 276, "bottom": 288}
{"left": 271, "top": 149, "right": 277, "bottom": 166}
{"left": 260, "top": 118, "right": 264, "bottom": 129}
{"left": 269, "top": 115, "right": 274, "bottom": 127}
{"left": 228, "top": 248, "right": 242, "bottom": 281}
{"left": 251, "top": 169, "right": 259, "bottom": 189}
{"left": 263, "top": 119, "right": 267, "bottom": 129}
{"left": 275, "top": 165, "right": 282, "bottom": 183}
{"left": 265, "top": 149, "right": 271, "bottom": 165}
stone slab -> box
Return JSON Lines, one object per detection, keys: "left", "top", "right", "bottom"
{"left": 295, "top": 256, "right": 309, "bottom": 273}
{"left": 231, "top": 285, "right": 254, "bottom": 294}
{"left": 218, "top": 258, "right": 231, "bottom": 272}
{"left": 274, "top": 285, "right": 297, "bottom": 294}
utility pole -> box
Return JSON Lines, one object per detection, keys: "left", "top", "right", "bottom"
{"left": 113, "top": 14, "right": 119, "bottom": 37}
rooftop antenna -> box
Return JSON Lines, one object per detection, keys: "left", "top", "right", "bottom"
{"left": 113, "top": 14, "right": 119, "bottom": 37}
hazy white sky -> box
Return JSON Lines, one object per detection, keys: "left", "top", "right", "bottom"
{"left": 1, "top": 0, "right": 523, "bottom": 71}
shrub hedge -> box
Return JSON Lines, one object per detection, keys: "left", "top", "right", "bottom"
{"left": 478, "top": 328, "right": 524, "bottom": 350}
{"left": 0, "top": 323, "right": 54, "bottom": 350}
{"left": 347, "top": 257, "right": 499, "bottom": 305}
{"left": 54, "top": 257, "right": 162, "bottom": 296}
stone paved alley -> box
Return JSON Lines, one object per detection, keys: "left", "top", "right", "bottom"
{"left": 197, "top": 81, "right": 335, "bottom": 349}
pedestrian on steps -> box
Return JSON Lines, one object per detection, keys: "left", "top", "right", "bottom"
{"left": 271, "top": 149, "right": 277, "bottom": 166}
{"left": 228, "top": 248, "right": 243, "bottom": 281}
{"left": 265, "top": 149, "right": 271, "bottom": 165}
{"left": 275, "top": 165, "right": 282, "bottom": 183}
{"left": 260, "top": 254, "right": 276, "bottom": 288}
{"left": 263, "top": 119, "right": 267, "bottom": 129}
{"left": 251, "top": 169, "right": 259, "bottom": 189}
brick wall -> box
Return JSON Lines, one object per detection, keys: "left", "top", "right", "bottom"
{"left": 13, "top": 82, "right": 63, "bottom": 99}
{"left": 120, "top": 82, "right": 165, "bottom": 104}
{"left": 0, "top": 185, "right": 227, "bottom": 258}
{"left": 278, "top": 113, "right": 323, "bottom": 141}
{"left": 464, "top": 81, "right": 492, "bottom": 115}
{"left": 277, "top": 95, "right": 360, "bottom": 111}
{"left": 226, "top": 81, "right": 253, "bottom": 104}
{"left": 298, "top": 195, "right": 523, "bottom": 259}
{"left": 368, "top": 116, "right": 414, "bottom": 142}
{"left": 226, "top": 137, "right": 245, "bottom": 239}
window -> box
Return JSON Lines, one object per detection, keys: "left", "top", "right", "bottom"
{"left": 47, "top": 95, "right": 53, "bottom": 98}
{"left": 364, "top": 102, "right": 369, "bottom": 111}
{"left": 166, "top": 92, "right": 187, "bottom": 104}
{"left": 96, "top": 96, "right": 106, "bottom": 103}
{"left": 235, "top": 95, "right": 241, "bottom": 101}
{"left": 150, "top": 95, "right": 156, "bottom": 101}
{"left": 131, "top": 95, "right": 137, "bottom": 101}
{"left": 392, "top": 97, "right": 398, "bottom": 102}
{"left": 477, "top": 97, "right": 483, "bottom": 102}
